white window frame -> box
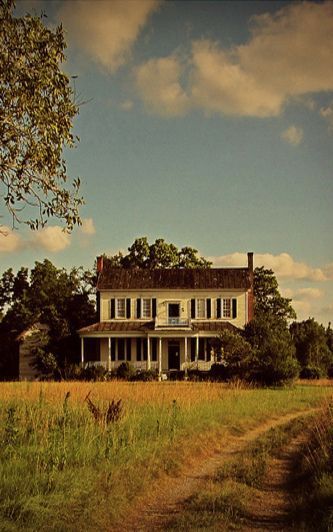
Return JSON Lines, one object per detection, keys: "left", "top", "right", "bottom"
{"left": 196, "top": 298, "right": 206, "bottom": 319}
{"left": 116, "top": 298, "right": 126, "bottom": 319}
{"left": 222, "top": 298, "right": 231, "bottom": 319}
{"left": 142, "top": 298, "right": 152, "bottom": 319}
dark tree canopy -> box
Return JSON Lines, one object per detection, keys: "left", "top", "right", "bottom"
{"left": 0, "top": 259, "right": 96, "bottom": 379}
{"left": 105, "top": 237, "right": 212, "bottom": 269}
{"left": 290, "top": 318, "right": 333, "bottom": 375}
{"left": 254, "top": 266, "right": 296, "bottom": 323}
{"left": 0, "top": 0, "right": 82, "bottom": 230}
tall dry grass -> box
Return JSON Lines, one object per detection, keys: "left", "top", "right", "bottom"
{"left": 0, "top": 381, "right": 331, "bottom": 531}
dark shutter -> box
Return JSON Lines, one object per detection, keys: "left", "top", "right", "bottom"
{"left": 216, "top": 298, "right": 221, "bottom": 319}
{"left": 143, "top": 339, "right": 147, "bottom": 361}
{"left": 111, "top": 338, "right": 116, "bottom": 361}
{"left": 152, "top": 298, "right": 157, "bottom": 318}
{"left": 126, "top": 298, "right": 131, "bottom": 319}
{"left": 191, "top": 299, "right": 196, "bottom": 319}
{"left": 118, "top": 339, "right": 125, "bottom": 361}
{"left": 206, "top": 299, "right": 211, "bottom": 319}
{"left": 198, "top": 338, "right": 205, "bottom": 360}
{"left": 137, "top": 298, "right": 141, "bottom": 318}
{"left": 190, "top": 338, "right": 196, "bottom": 362}
{"left": 152, "top": 338, "right": 157, "bottom": 362}
{"left": 232, "top": 298, "right": 237, "bottom": 319}
{"left": 126, "top": 338, "right": 132, "bottom": 361}
{"left": 136, "top": 338, "right": 142, "bottom": 361}
{"left": 110, "top": 298, "right": 115, "bottom": 319}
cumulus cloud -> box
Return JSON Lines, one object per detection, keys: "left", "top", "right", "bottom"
{"left": 209, "top": 252, "right": 327, "bottom": 282}
{"left": 80, "top": 218, "right": 96, "bottom": 236}
{"left": 60, "top": 0, "right": 160, "bottom": 72}
{"left": 135, "top": 55, "right": 190, "bottom": 116}
{"left": 32, "top": 226, "right": 71, "bottom": 253}
{"left": 0, "top": 227, "right": 23, "bottom": 253}
{"left": 320, "top": 102, "right": 333, "bottom": 132}
{"left": 281, "top": 287, "right": 324, "bottom": 300}
{"left": 136, "top": 1, "right": 333, "bottom": 117}
{"left": 281, "top": 125, "right": 303, "bottom": 145}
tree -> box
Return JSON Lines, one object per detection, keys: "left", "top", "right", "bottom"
{"left": 290, "top": 318, "right": 333, "bottom": 377}
{"left": 254, "top": 266, "right": 296, "bottom": 324}
{"left": 0, "top": 0, "right": 82, "bottom": 230}
{"left": 105, "top": 237, "right": 212, "bottom": 269}
{"left": 0, "top": 260, "right": 96, "bottom": 379}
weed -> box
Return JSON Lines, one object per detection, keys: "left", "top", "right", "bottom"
{"left": 85, "top": 391, "right": 123, "bottom": 425}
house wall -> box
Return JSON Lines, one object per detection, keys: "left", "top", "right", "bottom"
{"left": 99, "top": 288, "right": 248, "bottom": 328}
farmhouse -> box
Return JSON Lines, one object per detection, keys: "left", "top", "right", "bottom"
{"left": 78, "top": 253, "right": 254, "bottom": 375}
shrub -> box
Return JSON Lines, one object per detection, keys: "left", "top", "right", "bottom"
{"left": 299, "top": 366, "right": 322, "bottom": 379}
{"left": 116, "top": 362, "right": 136, "bottom": 380}
{"left": 131, "top": 368, "right": 158, "bottom": 381}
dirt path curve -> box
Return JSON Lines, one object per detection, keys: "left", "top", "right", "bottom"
{"left": 113, "top": 408, "right": 318, "bottom": 531}
{"left": 241, "top": 431, "right": 309, "bottom": 531}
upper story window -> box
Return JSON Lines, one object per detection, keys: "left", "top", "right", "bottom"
{"left": 222, "top": 298, "right": 231, "bottom": 318}
{"left": 116, "top": 298, "right": 126, "bottom": 318}
{"left": 142, "top": 298, "right": 152, "bottom": 318}
{"left": 196, "top": 298, "right": 206, "bottom": 318}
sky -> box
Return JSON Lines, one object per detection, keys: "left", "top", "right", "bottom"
{"left": 1, "top": 0, "right": 333, "bottom": 325}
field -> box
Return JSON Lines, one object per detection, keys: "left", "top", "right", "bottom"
{"left": 0, "top": 381, "right": 332, "bottom": 531}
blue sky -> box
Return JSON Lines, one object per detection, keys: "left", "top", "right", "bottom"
{"left": 1, "top": 0, "right": 333, "bottom": 325}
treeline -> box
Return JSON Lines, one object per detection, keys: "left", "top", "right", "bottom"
{"left": 0, "top": 238, "right": 332, "bottom": 383}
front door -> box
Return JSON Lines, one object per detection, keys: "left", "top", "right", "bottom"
{"left": 168, "top": 341, "right": 180, "bottom": 370}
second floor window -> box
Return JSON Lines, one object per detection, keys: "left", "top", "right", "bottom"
{"left": 222, "top": 298, "right": 231, "bottom": 318}
{"left": 142, "top": 298, "right": 152, "bottom": 318}
{"left": 196, "top": 298, "right": 206, "bottom": 318}
{"left": 116, "top": 298, "right": 126, "bottom": 318}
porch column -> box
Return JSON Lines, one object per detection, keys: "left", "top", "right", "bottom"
{"left": 81, "top": 337, "right": 85, "bottom": 366}
{"left": 108, "top": 337, "right": 111, "bottom": 371}
{"left": 195, "top": 335, "right": 199, "bottom": 366}
{"left": 158, "top": 337, "right": 162, "bottom": 378}
{"left": 147, "top": 336, "right": 151, "bottom": 370}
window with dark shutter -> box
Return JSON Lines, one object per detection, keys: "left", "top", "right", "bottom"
{"left": 136, "top": 338, "right": 141, "bottom": 361}
{"left": 152, "top": 338, "right": 157, "bottom": 361}
{"left": 126, "top": 298, "right": 131, "bottom": 319}
{"left": 216, "top": 298, "right": 221, "bottom": 319}
{"left": 232, "top": 298, "right": 237, "bottom": 319}
{"left": 190, "top": 338, "right": 196, "bottom": 361}
{"left": 152, "top": 298, "right": 157, "bottom": 318}
{"left": 110, "top": 299, "right": 115, "bottom": 319}
{"left": 126, "top": 338, "right": 132, "bottom": 361}
{"left": 137, "top": 298, "right": 141, "bottom": 318}
{"left": 111, "top": 338, "right": 116, "bottom": 361}
{"left": 206, "top": 299, "right": 211, "bottom": 319}
{"left": 191, "top": 299, "right": 196, "bottom": 319}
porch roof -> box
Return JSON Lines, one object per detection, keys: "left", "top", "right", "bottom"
{"left": 78, "top": 320, "right": 239, "bottom": 335}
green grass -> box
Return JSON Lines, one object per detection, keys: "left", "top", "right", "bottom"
{"left": 0, "top": 382, "right": 331, "bottom": 530}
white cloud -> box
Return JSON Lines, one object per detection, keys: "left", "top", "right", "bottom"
{"left": 0, "top": 227, "right": 23, "bottom": 253}
{"left": 209, "top": 252, "right": 327, "bottom": 282}
{"left": 281, "top": 125, "right": 303, "bottom": 145}
{"left": 135, "top": 55, "right": 190, "bottom": 116}
{"left": 320, "top": 102, "right": 333, "bottom": 132}
{"left": 80, "top": 218, "right": 96, "bottom": 236}
{"left": 60, "top": 0, "right": 160, "bottom": 72}
{"left": 136, "top": 2, "right": 333, "bottom": 118}
{"left": 281, "top": 287, "right": 324, "bottom": 300}
{"left": 32, "top": 226, "right": 71, "bottom": 253}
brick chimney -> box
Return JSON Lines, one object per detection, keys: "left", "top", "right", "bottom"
{"left": 96, "top": 255, "right": 104, "bottom": 273}
{"left": 247, "top": 252, "right": 253, "bottom": 273}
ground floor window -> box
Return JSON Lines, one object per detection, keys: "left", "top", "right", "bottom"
{"left": 110, "top": 338, "right": 132, "bottom": 362}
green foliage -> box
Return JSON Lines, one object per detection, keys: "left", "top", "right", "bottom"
{"left": 254, "top": 267, "right": 296, "bottom": 323}
{"left": 0, "top": 0, "right": 82, "bottom": 230}
{"left": 290, "top": 318, "right": 333, "bottom": 376}
{"left": 104, "top": 237, "right": 212, "bottom": 269}
{"left": 244, "top": 316, "right": 299, "bottom": 385}
{"left": 0, "top": 259, "right": 96, "bottom": 379}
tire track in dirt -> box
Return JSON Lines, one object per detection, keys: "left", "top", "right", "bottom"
{"left": 113, "top": 408, "right": 319, "bottom": 531}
